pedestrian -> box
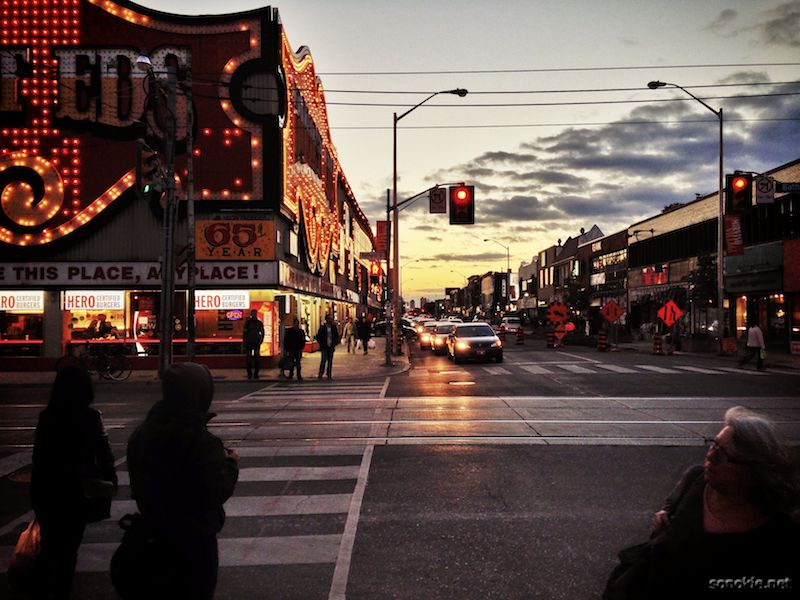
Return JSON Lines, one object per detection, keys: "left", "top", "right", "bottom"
{"left": 342, "top": 316, "right": 355, "bottom": 353}
{"left": 604, "top": 406, "right": 800, "bottom": 599}
{"left": 126, "top": 363, "right": 239, "bottom": 600}
{"left": 356, "top": 315, "right": 371, "bottom": 355}
{"left": 284, "top": 317, "right": 306, "bottom": 381}
{"left": 242, "top": 309, "right": 265, "bottom": 379}
{"left": 30, "top": 364, "right": 118, "bottom": 600}
{"left": 738, "top": 320, "right": 766, "bottom": 371}
{"left": 315, "top": 314, "right": 340, "bottom": 379}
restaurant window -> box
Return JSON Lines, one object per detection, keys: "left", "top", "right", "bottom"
{"left": 63, "top": 291, "right": 126, "bottom": 340}
{"left": 0, "top": 291, "right": 44, "bottom": 356}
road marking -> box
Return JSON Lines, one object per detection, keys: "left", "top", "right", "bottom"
{"left": 380, "top": 376, "right": 390, "bottom": 398}
{"left": 483, "top": 366, "right": 511, "bottom": 375}
{"left": 555, "top": 350, "right": 601, "bottom": 364}
{"left": 635, "top": 365, "right": 681, "bottom": 374}
{"left": 521, "top": 365, "right": 554, "bottom": 375}
{"left": 409, "top": 369, "right": 428, "bottom": 377}
{"left": 716, "top": 367, "right": 768, "bottom": 376}
{"left": 674, "top": 365, "right": 722, "bottom": 375}
{"left": 329, "top": 441, "right": 374, "bottom": 600}
{"left": 594, "top": 364, "right": 638, "bottom": 374}
{"left": 557, "top": 364, "right": 597, "bottom": 374}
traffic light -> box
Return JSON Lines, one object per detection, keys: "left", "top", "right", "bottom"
{"left": 369, "top": 261, "right": 383, "bottom": 295}
{"left": 726, "top": 173, "right": 752, "bottom": 213}
{"left": 448, "top": 185, "right": 475, "bottom": 225}
{"left": 136, "top": 140, "right": 162, "bottom": 199}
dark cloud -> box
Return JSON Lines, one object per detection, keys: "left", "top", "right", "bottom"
{"left": 417, "top": 252, "right": 507, "bottom": 263}
{"left": 759, "top": 1, "right": 800, "bottom": 48}
{"left": 477, "top": 195, "right": 563, "bottom": 223}
{"left": 704, "top": 8, "right": 738, "bottom": 33}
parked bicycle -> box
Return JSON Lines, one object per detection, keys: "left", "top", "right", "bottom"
{"left": 55, "top": 342, "right": 132, "bottom": 381}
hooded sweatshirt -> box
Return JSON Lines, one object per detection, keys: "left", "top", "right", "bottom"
{"left": 126, "top": 363, "right": 239, "bottom": 539}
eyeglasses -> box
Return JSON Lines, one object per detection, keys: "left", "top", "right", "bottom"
{"left": 704, "top": 437, "right": 747, "bottom": 465}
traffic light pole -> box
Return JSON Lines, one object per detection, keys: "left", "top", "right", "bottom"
{"left": 185, "top": 55, "right": 197, "bottom": 361}
{"left": 158, "top": 65, "right": 178, "bottom": 377}
{"left": 385, "top": 188, "right": 392, "bottom": 367}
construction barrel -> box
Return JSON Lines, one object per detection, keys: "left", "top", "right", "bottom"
{"left": 546, "top": 329, "right": 555, "bottom": 349}
{"left": 653, "top": 333, "right": 664, "bottom": 355}
{"left": 597, "top": 329, "right": 608, "bottom": 352}
{"left": 515, "top": 327, "right": 524, "bottom": 345}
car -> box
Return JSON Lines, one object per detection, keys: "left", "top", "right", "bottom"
{"left": 419, "top": 320, "right": 449, "bottom": 351}
{"left": 373, "top": 317, "right": 413, "bottom": 337}
{"left": 414, "top": 319, "right": 436, "bottom": 339}
{"left": 446, "top": 316, "right": 464, "bottom": 323}
{"left": 447, "top": 322, "right": 503, "bottom": 363}
{"left": 499, "top": 317, "right": 522, "bottom": 333}
{"left": 430, "top": 322, "right": 455, "bottom": 355}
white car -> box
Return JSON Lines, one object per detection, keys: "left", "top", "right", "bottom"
{"left": 499, "top": 317, "right": 522, "bottom": 333}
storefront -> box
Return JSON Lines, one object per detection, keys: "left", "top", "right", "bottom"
{"left": 0, "top": 2, "right": 380, "bottom": 369}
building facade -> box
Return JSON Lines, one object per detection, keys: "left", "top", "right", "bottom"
{"left": 0, "top": 1, "right": 378, "bottom": 366}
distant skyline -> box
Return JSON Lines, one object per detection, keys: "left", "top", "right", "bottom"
{"left": 139, "top": 0, "right": 800, "bottom": 305}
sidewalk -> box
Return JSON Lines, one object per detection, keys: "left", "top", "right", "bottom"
{"left": 0, "top": 339, "right": 409, "bottom": 386}
{"left": 614, "top": 339, "right": 800, "bottom": 370}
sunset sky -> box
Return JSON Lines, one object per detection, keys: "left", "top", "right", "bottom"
{"left": 139, "top": 0, "right": 800, "bottom": 305}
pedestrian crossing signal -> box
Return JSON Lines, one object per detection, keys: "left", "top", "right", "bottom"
{"left": 449, "top": 185, "right": 475, "bottom": 225}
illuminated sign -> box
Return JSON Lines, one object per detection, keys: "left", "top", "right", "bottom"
{"left": 0, "top": 0, "right": 274, "bottom": 247}
{"left": 63, "top": 290, "right": 125, "bottom": 310}
{"left": 0, "top": 290, "right": 44, "bottom": 311}
{"left": 194, "top": 289, "right": 250, "bottom": 310}
{"left": 196, "top": 220, "right": 275, "bottom": 260}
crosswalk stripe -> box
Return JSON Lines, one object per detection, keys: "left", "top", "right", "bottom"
{"left": 635, "top": 365, "right": 681, "bottom": 374}
{"left": 716, "top": 367, "right": 768, "bottom": 376}
{"left": 105, "top": 493, "right": 352, "bottom": 520}
{"left": 557, "top": 364, "right": 597, "bottom": 374}
{"left": 116, "top": 465, "right": 360, "bottom": 487}
{"left": 69, "top": 534, "right": 343, "bottom": 573}
{"left": 521, "top": 365, "right": 554, "bottom": 375}
{"left": 483, "top": 366, "right": 512, "bottom": 375}
{"left": 409, "top": 369, "right": 428, "bottom": 377}
{"left": 675, "top": 365, "right": 722, "bottom": 375}
{"left": 594, "top": 364, "right": 638, "bottom": 374}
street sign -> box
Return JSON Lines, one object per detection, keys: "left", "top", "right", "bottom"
{"left": 553, "top": 324, "right": 567, "bottom": 343}
{"left": 599, "top": 299, "right": 624, "bottom": 323}
{"left": 755, "top": 175, "right": 774, "bottom": 205}
{"left": 657, "top": 299, "right": 684, "bottom": 328}
{"left": 359, "top": 251, "right": 385, "bottom": 262}
{"left": 547, "top": 302, "right": 569, "bottom": 325}
{"left": 429, "top": 187, "right": 447, "bottom": 214}
{"left": 776, "top": 182, "right": 800, "bottom": 193}
{"left": 376, "top": 221, "right": 388, "bottom": 253}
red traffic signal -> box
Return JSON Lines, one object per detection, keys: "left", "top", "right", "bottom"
{"left": 726, "top": 173, "right": 752, "bottom": 212}
{"left": 448, "top": 185, "right": 475, "bottom": 225}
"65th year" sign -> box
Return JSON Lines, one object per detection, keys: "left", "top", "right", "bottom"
{"left": 196, "top": 220, "right": 275, "bottom": 260}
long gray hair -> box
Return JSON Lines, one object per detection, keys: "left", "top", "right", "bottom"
{"left": 725, "top": 406, "right": 800, "bottom": 517}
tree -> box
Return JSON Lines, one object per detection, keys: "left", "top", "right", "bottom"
{"left": 685, "top": 254, "right": 717, "bottom": 306}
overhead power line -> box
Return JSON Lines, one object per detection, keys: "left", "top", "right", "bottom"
{"left": 316, "top": 62, "right": 800, "bottom": 76}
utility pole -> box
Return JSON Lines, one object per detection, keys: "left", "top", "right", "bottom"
{"left": 185, "top": 55, "right": 196, "bottom": 361}
{"left": 158, "top": 65, "right": 178, "bottom": 376}
{"left": 385, "top": 188, "right": 392, "bottom": 367}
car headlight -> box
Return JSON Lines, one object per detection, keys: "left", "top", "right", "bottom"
{"left": 435, "top": 338, "right": 444, "bottom": 345}
{"left": 455, "top": 341, "right": 470, "bottom": 351}
{"left": 421, "top": 334, "right": 430, "bottom": 341}
{"left": 492, "top": 340, "right": 502, "bottom": 348}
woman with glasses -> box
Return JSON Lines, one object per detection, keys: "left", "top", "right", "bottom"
{"left": 605, "top": 406, "right": 800, "bottom": 599}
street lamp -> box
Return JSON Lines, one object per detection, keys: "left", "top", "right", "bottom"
{"left": 647, "top": 80, "right": 725, "bottom": 338}
{"left": 138, "top": 55, "right": 179, "bottom": 376}
{"left": 392, "top": 88, "right": 468, "bottom": 354}
{"left": 483, "top": 238, "right": 510, "bottom": 274}
{"left": 451, "top": 270, "right": 469, "bottom": 315}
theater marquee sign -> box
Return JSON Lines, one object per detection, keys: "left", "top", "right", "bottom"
{"left": 0, "top": 0, "right": 279, "bottom": 248}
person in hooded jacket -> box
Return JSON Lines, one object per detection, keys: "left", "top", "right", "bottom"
{"left": 31, "top": 364, "right": 117, "bottom": 600}
{"left": 126, "top": 363, "right": 239, "bottom": 600}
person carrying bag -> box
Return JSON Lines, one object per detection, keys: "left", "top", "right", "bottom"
{"left": 29, "top": 364, "right": 117, "bottom": 599}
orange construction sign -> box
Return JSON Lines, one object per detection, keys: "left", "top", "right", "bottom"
{"left": 657, "top": 299, "right": 684, "bottom": 328}
{"left": 600, "top": 299, "right": 624, "bottom": 323}
{"left": 547, "top": 302, "right": 570, "bottom": 325}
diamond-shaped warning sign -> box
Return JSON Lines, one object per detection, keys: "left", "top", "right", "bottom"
{"left": 657, "top": 299, "right": 684, "bottom": 328}
{"left": 600, "top": 299, "right": 624, "bottom": 323}
{"left": 547, "top": 302, "right": 569, "bottom": 325}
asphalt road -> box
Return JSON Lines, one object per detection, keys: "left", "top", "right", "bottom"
{"left": 1, "top": 343, "right": 798, "bottom": 599}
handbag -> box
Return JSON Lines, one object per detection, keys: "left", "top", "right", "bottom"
{"left": 368, "top": 339, "right": 376, "bottom": 349}
{"left": 759, "top": 348, "right": 766, "bottom": 360}
{"left": 7, "top": 518, "right": 41, "bottom": 594}
{"left": 111, "top": 513, "right": 169, "bottom": 599}
{"left": 82, "top": 476, "right": 116, "bottom": 523}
